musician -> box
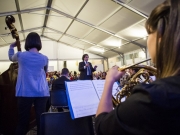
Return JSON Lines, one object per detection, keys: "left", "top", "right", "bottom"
{"left": 95, "top": 0, "right": 180, "bottom": 134}
{"left": 78, "top": 54, "right": 97, "bottom": 80}
{"left": 52, "top": 68, "right": 70, "bottom": 90}
{"left": 51, "top": 68, "right": 70, "bottom": 112}
{"left": 8, "top": 32, "right": 49, "bottom": 135}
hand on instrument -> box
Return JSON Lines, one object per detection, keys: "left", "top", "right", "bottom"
{"left": 106, "top": 65, "right": 125, "bottom": 83}
{"left": 10, "top": 40, "right": 20, "bottom": 48}
{"left": 10, "top": 41, "right": 17, "bottom": 48}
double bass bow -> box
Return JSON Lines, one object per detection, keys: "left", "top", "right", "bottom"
{"left": 5, "top": 15, "right": 21, "bottom": 51}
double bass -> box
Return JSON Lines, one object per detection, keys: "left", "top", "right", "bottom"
{"left": 0, "top": 15, "right": 36, "bottom": 135}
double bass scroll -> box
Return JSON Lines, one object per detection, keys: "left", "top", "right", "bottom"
{"left": 5, "top": 15, "right": 21, "bottom": 51}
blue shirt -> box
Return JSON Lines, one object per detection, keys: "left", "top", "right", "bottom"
{"left": 8, "top": 48, "right": 50, "bottom": 97}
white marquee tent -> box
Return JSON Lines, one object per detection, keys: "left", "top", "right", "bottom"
{"left": 0, "top": 0, "right": 164, "bottom": 73}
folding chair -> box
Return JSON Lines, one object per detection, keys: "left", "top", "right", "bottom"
{"left": 40, "top": 112, "right": 94, "bottom": 135}
{"left": 50, "top": 90, "right": 68, "bottom": 112}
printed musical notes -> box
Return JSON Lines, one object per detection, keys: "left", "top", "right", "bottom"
{"left": 65, "top": 80, "right": 119, "bottom": 119}
{"left": 66, "top": 81, "right": 99, "bottom": 119}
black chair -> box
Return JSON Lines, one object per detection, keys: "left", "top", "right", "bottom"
{"left": 50, "top": 90, "right": 68, "bottom": 112}
{"left": 40, "top": 112, "right": 95, "bottom": 135}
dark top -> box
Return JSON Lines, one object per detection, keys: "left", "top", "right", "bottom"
{"left": 52, "top": 76, "right": 70, "bottom": 90}
{"left": 78, "top": 61, "right": 95, "bottom": 80}
{"left": 95, "top": 75, "right": 180, "bottom": 135}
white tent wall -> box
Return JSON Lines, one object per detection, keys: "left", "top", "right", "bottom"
{"left": 104, "top": 59, "right": 108, "bottom": 72}
{"left": 41, "top": 40, "right": 58, "bottom": 59}
{"left": 108, "top": 49, "right": 147, "bottom": 68}
{"left": 90, "top": 60, "right": 104, "bottom": 73}
{"left": 48, "top": 61, "right": 58, "bottom": 72}
{"left": 0, "top": 45, "right": 12, "bottom": 61}
{"left": 0, "top": 40, "right": 104, "bottom": 74}
{"left": 124, "top": 49, "right": 147, "bottom": 65}
{"left": 0, "top": 61, "right": 12, "bottom": 74}
{"left": 0, "top": 44, "right": 23, "bottom": 74}
{"left": 57, "top": 43, "right": 83, "bottom": 60}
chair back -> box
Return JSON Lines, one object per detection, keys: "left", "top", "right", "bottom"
{"left": 40, "top": 112, "right": 94, "bottom": 135}
{"left": 50, "top": 90, "right": 68, "bottom": 107}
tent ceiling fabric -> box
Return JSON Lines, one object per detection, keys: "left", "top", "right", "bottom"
{"left": 0, "top": 0, "right": 164, "bottom": 58}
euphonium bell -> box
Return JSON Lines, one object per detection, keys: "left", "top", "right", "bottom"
{"left": 112, "top": 59, "right": 157, "bottom": 107}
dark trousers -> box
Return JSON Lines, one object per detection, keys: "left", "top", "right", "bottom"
{"left": 15, "top": 97, "right": 49, "bottom": 135}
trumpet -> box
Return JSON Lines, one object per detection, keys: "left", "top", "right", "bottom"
{"left": 112, "top": 58, "right": 157, "bottom": 107}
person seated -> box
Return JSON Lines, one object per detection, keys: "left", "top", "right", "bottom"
{"left": 73, "top": 71, "right": 78, "bottom": 80}
{"left": 95, "top": 0, "right": 180, "bottom": 134}
{"left": 101, "top": 72, "right": 107, "bottom": 80}
{"left": 93, "top": 73, "right": 100, "bottom": 80}
{"left": 52, "top": 68, "right": 70, "bottom": 112}
{"left": 52, "top": 68, "right": 70, "bottom": 90}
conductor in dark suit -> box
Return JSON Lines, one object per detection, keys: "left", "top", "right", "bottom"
{"left": 52, "top": 68, "right": 70, "bottom": 90}
{"left": 79, "top": 54, "right": 97, "bottom": 80}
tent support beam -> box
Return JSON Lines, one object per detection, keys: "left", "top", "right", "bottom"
{"left": 51, "top": 7, "right": 145, "bottom": 49}
{"left": 15, "top": 0, "right": 25, "bottom": 39}
{"left": 0, "top": 7, "right": 47, "bottom": 17}
{"left": 112, "top": 0, "right": 148, "bottom": 19}
{"left": 42, "top": 0, "right": 53, "bottom": 35}
{"left": 57, "top": 0, "right": 89, "bottom": 42}
{"left": 42, "top": 35, "right": 107, "bottom": 59}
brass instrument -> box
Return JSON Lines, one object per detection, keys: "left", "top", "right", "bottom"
{"left": 112, "top": 59, "right": 157, "bottom": 107}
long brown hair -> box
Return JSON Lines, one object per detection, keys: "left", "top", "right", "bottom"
{"left": 145, "top": 0, "right": 180, "bottom": 78}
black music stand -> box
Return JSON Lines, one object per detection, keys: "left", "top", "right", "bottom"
{"left": 40, "top": 112, "right": 94, "bottom": 135}
{"left": 50, "top": 90, "right": 68, "bottom": 112}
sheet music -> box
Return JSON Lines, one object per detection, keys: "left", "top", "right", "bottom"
{"left": 150, "top": 76, "right": 156, "bottom": 81}
{"left": 66, "top": 80, "right": 99, "bottom": 119}
{"left": 73, "top": 104, "right": 98, "bottom": 118}
{"left": 92, "top": 80, "right": 119, "bottom": 99}
{"left": 92, "top": 80, "right": 105, "bottom": 99}
{"left": 112, "top": 86, "right": 126, "bottom": 102}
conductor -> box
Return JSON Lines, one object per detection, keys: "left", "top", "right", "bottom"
{"left": 79, "top": 54, "right": 97, "bottom": 80}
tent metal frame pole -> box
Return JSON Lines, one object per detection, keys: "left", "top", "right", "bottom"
{"left": 106, "top": 59, "right": 109, "bottom": 70}
{"left": 42, "top": 35, "right": 107, "bottom": 59}
{"left": 0, "top": 6, "right": 146, "bottom": 52}
{"left": 57, "top": 0, "right": 89, "bottom": 42}
{"left": 15, "top": 0, "right": 25, "bottom": 39}
{"left": 42, "top": 0, "right": 53, "bottom": 35}
{"left": 112, "top": 0, "right": 148, "bottom": 19}
{"left": 0, "top": 7, "right": 47, "bottom": 17}
{"left": 0, "top": 3, "right": 148, "bottom": 58}
{"left": 51, "top": 7, "right": 145, "bottom": 49}
{"left": 102, "top": 59, "right": 105, "bottom": 72}
{"left": 45, "top": 27, "right": 124, "bottom": 55}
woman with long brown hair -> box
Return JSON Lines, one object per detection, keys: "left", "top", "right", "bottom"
{"left": 95, "top": 0, "right": 180, "bottom": 134}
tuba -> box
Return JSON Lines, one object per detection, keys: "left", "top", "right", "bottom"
{"left": 112, "top": 59, "right": 157, "bottom": 107}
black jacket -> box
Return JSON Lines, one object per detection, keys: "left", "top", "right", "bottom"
{"left": 78, "top": 61, "right": 95, "bottom": 80}
{"left": 52, "top": 76, "right": 70, "bottom": 90}
{"left": 95, "top": 75, "right": 180, "bottom": 135}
